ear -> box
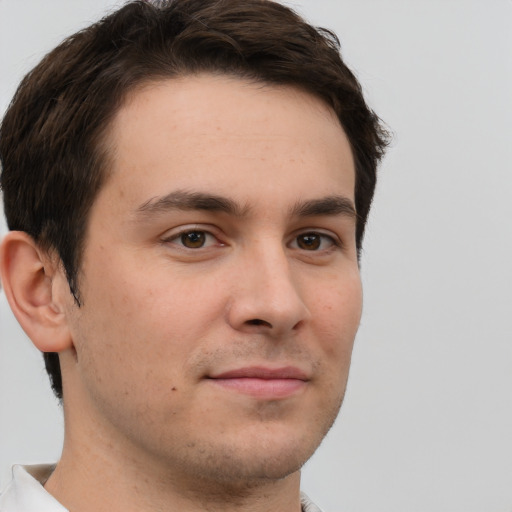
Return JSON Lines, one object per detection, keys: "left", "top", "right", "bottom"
{"left": 0, "top": 231, "right": 74, "bottom": 353}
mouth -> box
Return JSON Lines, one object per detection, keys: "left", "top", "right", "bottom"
{"left": 206, "top": 366, "right": 309, "bottom": 399}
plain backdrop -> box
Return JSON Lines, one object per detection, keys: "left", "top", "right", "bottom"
{"left": 1, "top": 1, "right": 511, "bottom": 511}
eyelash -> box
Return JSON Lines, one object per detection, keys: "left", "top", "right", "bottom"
{"left": 161, "top": 228, "right": 223, "bottom": 250}
{"left": 162, "top": 228, "right": 341, "bottom": 252}
{"left": 290, "top": 232, "right": 340, "bottom": 251}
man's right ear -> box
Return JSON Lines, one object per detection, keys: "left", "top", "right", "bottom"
{"left": 0, "top": 231, "right": 74, "bottom": 353}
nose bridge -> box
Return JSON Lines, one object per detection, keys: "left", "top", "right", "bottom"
{"left": 228, "top": 235, "right": 310, "bottom": 334}
{"left": 253, "top": 238, "right": 295, "bottom": 300}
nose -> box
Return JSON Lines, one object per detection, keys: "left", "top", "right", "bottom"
{"left": 226, "top": 243, "right": 311, "bottom": 336}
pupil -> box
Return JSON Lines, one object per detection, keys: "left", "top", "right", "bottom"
{"left": 182, "top": 231, "right": 205, "bottom": 248}
{"left": 299, "top": 234, "right": 320, "bottom": 250}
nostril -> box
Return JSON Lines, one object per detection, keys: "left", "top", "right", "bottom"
{"left": 247, "top": 318, "right": 272, "bottom": 328}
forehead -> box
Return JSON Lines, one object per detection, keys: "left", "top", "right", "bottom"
{"left": 99, "top": 74, "right": 355, "bottom": 215}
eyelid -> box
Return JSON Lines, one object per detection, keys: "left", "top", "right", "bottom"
{"left": 161, "top": 225, "right": 224, "bottom": 248}
{"left": 288, "top": 229, "right": 342, "bottom": 251}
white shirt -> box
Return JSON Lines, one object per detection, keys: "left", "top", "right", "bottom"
{"left": 0, "top": 465, "right": 66, "bottom": 512}
{"left": 0, "top": 465, "right": 323, "bottom": 512}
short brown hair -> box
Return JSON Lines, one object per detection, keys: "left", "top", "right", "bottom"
{"left": 0, "top": 0, "right": 389, "bottom": 400}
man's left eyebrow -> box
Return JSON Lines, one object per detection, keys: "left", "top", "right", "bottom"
{"left": 291, "top": 195, "right": 357, "bottom": 219}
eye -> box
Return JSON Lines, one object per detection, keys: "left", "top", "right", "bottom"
{"left": 291, "top": 232, "right": 337, "bottom": 251}
{"left": 165, "top": 229, "right": 219, "bottom": 249}
{"left": 180, "top": 231, "right": 207, "bottom": 248}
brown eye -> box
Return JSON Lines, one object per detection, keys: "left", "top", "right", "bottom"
{"left": 296, "top": 233, "right": 321, "bottom": 250}
{"left": 180, "top": 231, "right": 206, "bottom": 248}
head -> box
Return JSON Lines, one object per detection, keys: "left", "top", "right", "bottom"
{"left": 0, "top": 0, "right": 387, "bottom": 488}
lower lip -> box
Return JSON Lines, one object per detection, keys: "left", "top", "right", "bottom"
{"left": 209, "top": 378, "right": 306, "bottom": 399}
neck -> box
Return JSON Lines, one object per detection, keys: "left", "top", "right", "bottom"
{"left": 45, "top": 415, "right": 302, "bottom": 512}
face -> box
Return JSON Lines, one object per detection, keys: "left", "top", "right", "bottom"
{"left": 61, "top": 74, "right": 362, "bottom": 487}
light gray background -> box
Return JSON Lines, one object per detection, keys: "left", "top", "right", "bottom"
{"left": 1, "top": 1, "right": 511, "bottom": 511}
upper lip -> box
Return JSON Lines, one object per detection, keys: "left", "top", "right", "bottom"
{"left": 208, "top": 366, "right": 309, "bottom": 381}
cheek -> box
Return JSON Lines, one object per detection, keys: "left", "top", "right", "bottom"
{"left": 307, "top": 271, "right": 362, "bottom": 401}
{"left": 313, "top": 271, "right": 363, "bottom": 351}
{"left": 74, "top": 260, "right": 224, "bottom": 376}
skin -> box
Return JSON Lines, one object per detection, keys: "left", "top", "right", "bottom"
{"left": 1, "top": 74, "right": 361, "bottom": 512}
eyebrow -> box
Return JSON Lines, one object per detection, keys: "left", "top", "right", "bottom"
{"left": 290, "top": 195, "right": 357, "bottom": 219}
{"left": 136, "top": 190, "right": 248, "bottom": 217}
{"left": 135, "top": 190, "right": 356, "bottom": 220}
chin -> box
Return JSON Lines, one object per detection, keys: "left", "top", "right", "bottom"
{"left": 181, "top": 425, "right": 328, "bottom": 487}
{"left": 190, "top": 449, "right": 307, "bottom": 491}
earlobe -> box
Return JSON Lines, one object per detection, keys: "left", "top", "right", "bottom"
{"left": 0, "top": 231, "right": 73, "bottom": 353}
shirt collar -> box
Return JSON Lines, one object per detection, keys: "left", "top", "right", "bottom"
{"left": 0, "top": 464, "right": 68, "bottom": 512}
{"left": 300, "top": 491, "right": 324, "bottom": 512}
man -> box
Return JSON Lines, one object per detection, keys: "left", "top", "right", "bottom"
{"left": 0, "top": 1, "right": 387, "bottom": 511}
